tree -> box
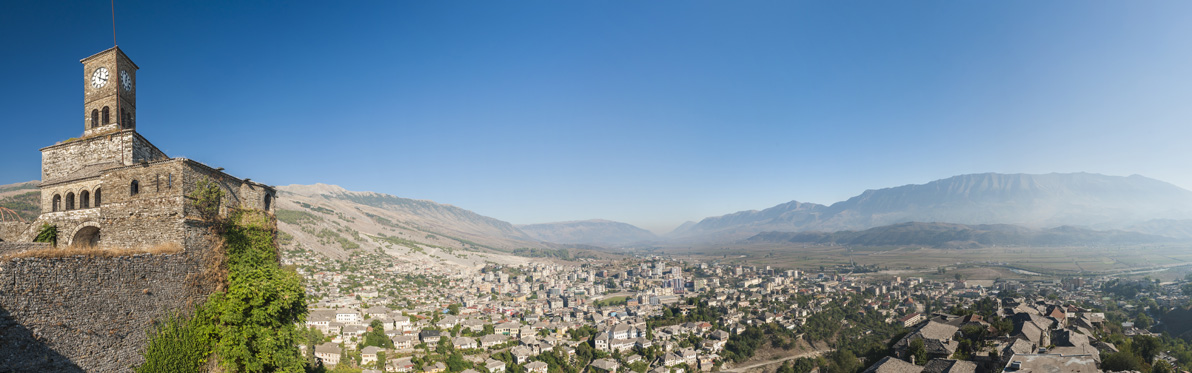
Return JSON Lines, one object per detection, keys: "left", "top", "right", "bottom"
{"left": 449, "top": 303, "right": 461, "bottom": 316}
{"left": 907, "top": 338, "right": 927, "bottom": 366}
{"left": 1101, "top": 351, "right": 1143, "bottom": 371}
{"left": 1133, "top": 335, "right": 1162, "bottom": 362}
{"left": 436, "top": 336, "right": 453, "bottom": 355}
{"left": 1152, "top": 360, "right": 1176, "bottom": 373}
{"left": 306, "top": 327, "right": 325, "bottom": 366}
{"left": 446, "top": 352, "right": 471, "bottom": 372}
{"left": 1136, "top": 314, "right": 1154, "bottom": 330}
{"left": 361, "top": 319, "right": 394, "bottom": 349}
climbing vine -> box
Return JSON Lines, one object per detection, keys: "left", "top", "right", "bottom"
{"left": 138, "top": 209, "right": 308, "bottom": 373}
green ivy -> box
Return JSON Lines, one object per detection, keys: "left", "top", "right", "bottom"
{"left": 33, "top": 223, "right": 57, "bottom": 246}
{"left": 138, "top": 210, "right": 308, "bottom": 372}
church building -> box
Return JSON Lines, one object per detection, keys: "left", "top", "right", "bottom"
{"left": 20, "top": 46, "right": 276, "bottom": 248}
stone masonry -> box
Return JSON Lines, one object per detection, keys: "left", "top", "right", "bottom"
{"left": 0, "top": 46, "right": 278, "bottom": 371}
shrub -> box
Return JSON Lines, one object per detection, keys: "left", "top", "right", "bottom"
{"left": 136, "top": 312, "right": 216, "bottom": 373}
{"left": 190, "top": 177, "right": 224, "bottom": 223}
{"left": 33, "top": 223, "right": 57, "bottom": 246}
{"left": 138, "top": 209, "right": 307, "bottom": 372}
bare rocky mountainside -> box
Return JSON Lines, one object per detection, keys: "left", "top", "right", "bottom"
{"left": 275, "top": 184, "right": 549, "bottom": 268}
{"left": 518, "top": 219, "right": 659, "bottom": 247}
{"left": 670, "top": 172, "right": 1192, "bottom": 242}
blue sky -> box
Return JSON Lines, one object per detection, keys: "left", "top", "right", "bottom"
{"left": 3, "top": 1, "right": 1192, "bottom": 233}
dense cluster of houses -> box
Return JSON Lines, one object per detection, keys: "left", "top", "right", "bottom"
{"left": 284, "top": 246, "right": 1189, "bottom": 373}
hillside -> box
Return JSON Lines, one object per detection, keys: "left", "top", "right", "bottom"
{"left": 518, "top": 219, "right": 658, "bottom": 247}
{"left": 0, "top": 181, "right": 39, "bottom": 222}
{"left": 746, "top": 221, "right": 1173, "bottom": 249}
{"left": 275, "top": 184, "right": 548, "bottom": 269}
{"left": 672, "top": 173, "right": 1192, "bottom": 242}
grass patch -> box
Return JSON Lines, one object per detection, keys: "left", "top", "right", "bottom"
{"left": 1, "top": 242, "right": 184, "bottom": 260}
{"left": 316, "top": 228, "right": 360, "bottom": 251}
{"left": 370, "top": 233, "right": 426, "bottom": 253}
{"left": 275, "top": 209, "right": 322, "bottom": 225}
{"left": 295, "top": 201, "right": 335, "bottom": 215}
{"left": 593, "top": 296, "right": 629, "bottom": 307}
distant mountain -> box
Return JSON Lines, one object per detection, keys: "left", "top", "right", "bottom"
{"left": 277, "top": 184, "right": 543, "bottom": 255}
{"left": 519, "top": 220, "right": 658, "bottom": 247}
{"left": 672, "top": 173, "right": 1192, "bottom": 242}
{"left": 746, "top": 222, "right": 1173, "bottom": 248}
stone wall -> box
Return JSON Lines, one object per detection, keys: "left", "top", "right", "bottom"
{"left": 0, "top": 222, "right": 30, "bottom": 242}
{"left": 0, "top": 242, "right": 51, "bottom": 257}
{"left": 0, "top": 238, "right": 219, "bottom": 372}
{"left": 40, "top": 179, "right": 102, "bottom": 215}
{"left": 40, "top": 131, "right": 167, "bottom": 184}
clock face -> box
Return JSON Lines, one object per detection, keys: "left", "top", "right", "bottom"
{"left": 120, "top": 70, "right": 132, "bottom": 92}
{"left": 91, "top": 67, "right": 109, "bottom": 88}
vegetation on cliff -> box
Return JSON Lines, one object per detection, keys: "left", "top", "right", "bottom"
{"left": 139, "top": 180, "right": 307, "bottom": 372}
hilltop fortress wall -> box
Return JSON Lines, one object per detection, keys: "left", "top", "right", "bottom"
{"left": 0, "top": 230, "right": 221, "bottom": 372}
{"left": 0, "top": 46, "right": 278, "bottom": 372}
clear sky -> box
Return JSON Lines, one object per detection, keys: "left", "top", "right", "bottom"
{"left": 3, "top": 1, "right": 1192, "bottom": 234}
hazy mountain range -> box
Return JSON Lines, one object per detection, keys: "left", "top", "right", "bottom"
{"left": 5, "top": 172, "right": 1192, "bottom": 250}
{"left": 670, "top": 172, "right": 1192, "bottom": 242}
{"left": 518, "top": 220, "right": 658, "bottom": 247}
{"left": 745, "top": 222, "right": 1173, "bottom": 249}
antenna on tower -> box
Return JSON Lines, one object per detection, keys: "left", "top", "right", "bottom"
{"left": 111, "top": 0, "right": 117, "bottom": 46}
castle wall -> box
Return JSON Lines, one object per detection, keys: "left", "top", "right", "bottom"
{"left": 178, "top": 160, "right": 276, "bottom": 217}
{"left": 0, "top": 222, "right": 30, "bottom": 242}
{"left": 41, "top": 133, "right": 129, "bottom": 180}
{"left": 0, "top": 242, "right": 51, "bottom": 256}
{"left": 99, "top": 160, "right": 189, "bottom": 249}
{"left": 31, "top": 209, "right": 102, "bottom": 247}
{"left": 40, "top": 178, "right": 103, "bottom": 214}
{"left": 41, "top": 131, "right": 167, "bottom": 184}
{"left": 0, "top": 241, "right": 219, "bottom": 372}
{"left": 130, "top": 132, "right": 165, "bottom": 163}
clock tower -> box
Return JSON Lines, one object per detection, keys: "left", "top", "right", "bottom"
{"left": 81, "top": 46, "right": 138, "bottom": 136}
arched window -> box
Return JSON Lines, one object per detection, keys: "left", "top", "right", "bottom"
{"left": 91, "top": 109, "right": 99, "bottom": 128}
{"left": 264, "top": 194, "right": 272, "bottom": 211}
{"left": 80, "top": 190, "right": 90, "bottom": 209}
{"left": 65, "top": 193, "right": 75, "bottom": 211}
{"left": 130, "top": 180, "right": 140, "bottom": 196}
{"left": 102, "top": 106, "right": 110, "bottom": 124}
{"left": 94, "top": 188, "right": 102, "bottom": 207}
{"left": 52, "top": 194, "right": 61, "bottom": 212}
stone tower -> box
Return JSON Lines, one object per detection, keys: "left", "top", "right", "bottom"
{"left": 16, "top": 46, "right": 278, "bottom": 248}
{"left": 82, "top": 47, "right": 138, "bottom": 136}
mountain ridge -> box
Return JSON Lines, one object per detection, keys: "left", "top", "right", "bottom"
{"left": 670, "top": 172, "right": 1192, "bottom": 242}
{"left": 745, "top": 221, "right": 1174, "bottom": 248}
{"left": 518, "top": 219, "right": 658, "bottom": 247}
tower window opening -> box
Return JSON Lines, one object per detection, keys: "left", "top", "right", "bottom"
{"left": 264, "top": 194, "right": 272, "bottom": 211}
{"left": 66, "top": 193, "right": 75, "bottom": 211}
{"left": 102, "top": 107, "right": 110, "bottom": 124}
{"left": 130, "top": 180, "right": 140, "bottom": 196}
{"left": 94, "top": 188, "right": 102, "bottom": 207}
{"left": 81, "top": 190, "right": 90, "bottom": 209}
{"left": 52, "top": 194, "right": 61, "bottom": 212}
{"left": 91, "top": 109, "right": 99, "bottom": 129}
